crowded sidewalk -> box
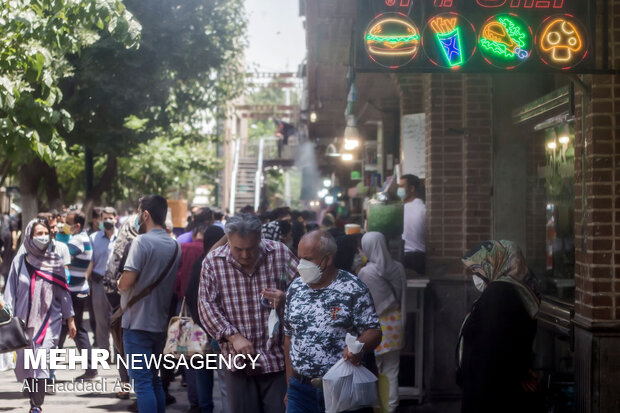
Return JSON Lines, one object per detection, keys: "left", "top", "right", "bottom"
{"left": 0, "top": 312, "right": 225, "bottom": 413}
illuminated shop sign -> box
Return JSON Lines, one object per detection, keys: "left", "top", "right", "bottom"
{"left": 364, "top": 13, "right": 421, "bottom": 68}
{"left": 536, "top": 14, "right": 587, "bottom": 69}
{"left": 422, "top": 13, "right": 477, "bottom": 69}
{"left": 356, "top": 0, "right": 595, "bottom": 72}
{"left": 478, "top": 13, "right": 532, "bottom": 68}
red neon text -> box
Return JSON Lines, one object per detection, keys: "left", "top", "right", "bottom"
{"left": 434, "top": 0, "right": 454, "bottom": 6}
{"left": 475, "top": 0, "right": 564, "bottom": 7}
{"left": 385, "top": 0, "right": 412, "bottom": 6}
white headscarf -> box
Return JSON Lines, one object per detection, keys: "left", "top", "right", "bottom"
{"left": 358, "top": 232, "right": 406, "bottom": 316}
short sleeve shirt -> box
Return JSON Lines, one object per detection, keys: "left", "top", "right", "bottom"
{"left": 121, "top": 229, "right": 180, "bottom": 332}
{"left": 284, "top": 270, "right": 380, "bottom": 377}
{"left": 67, "top": 231, "right": 92, "bottom": 293}
{"left": 90, "top": 230, "right": 117, "bottom": 275}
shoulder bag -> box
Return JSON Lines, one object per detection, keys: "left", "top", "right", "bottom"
{"left": 163, "top": 297, "right": 211, "bottom": 358}
{"left": 110, "top": 242, "right": 179, "bottom": 356}
{"left": 0, "top": 306, "right": 30, "bottom": 353}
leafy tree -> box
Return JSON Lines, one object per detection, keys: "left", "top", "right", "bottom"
{"left": 0, "top": 0, "right": 141, "bottom": 220}
{"left": 58, "top": 0, "right": 247, "bottom": 210}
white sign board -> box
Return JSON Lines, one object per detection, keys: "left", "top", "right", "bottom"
{"left": 401, "top": 113, "right": 426, "bottom": 178}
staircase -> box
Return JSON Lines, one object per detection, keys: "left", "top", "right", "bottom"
{"left": 234, "top": 157, "right": 258, "bottom": 212}
{"left": 228, "top": 138, "right": 296, "bottom": 214}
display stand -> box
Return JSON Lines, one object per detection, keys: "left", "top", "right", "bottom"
{"left": 399, "top": 277, "right": 429, "bottom": 402}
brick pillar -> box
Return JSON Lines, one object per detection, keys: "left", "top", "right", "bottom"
{"left": 424, "top": 73, "right": 493, "bottom": 269}
{"left": 420, "top": 73, "right": 493, "bottom": 398}
{"left": 393, "top": 73, "right": 425, "bottom": 116}
{"left": 572, "top": 1, "right": 620, "bottom": 410}
{"left": 463, "top": 74, "right": 493, "bottom": 248}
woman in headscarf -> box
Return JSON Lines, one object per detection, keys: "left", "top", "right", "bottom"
{"left": 2, "top": 218, "right": 76, "bottom": 413}
{"left": 457, "top": 240, "right": 542, "bottom": 413}
{"left": 358, "top": 232, "right": 406, "bottom": 413}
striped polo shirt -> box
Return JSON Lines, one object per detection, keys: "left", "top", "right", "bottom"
{"left": 67, "top": 231, "right": 93, "bottom": 294}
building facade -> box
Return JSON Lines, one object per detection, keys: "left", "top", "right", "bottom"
{"left": 301, "top": 0, "right": 619, "bottom": 411}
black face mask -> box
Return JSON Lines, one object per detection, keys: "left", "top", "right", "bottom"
{"left": 103, "top": 221, "right": 115, "bottom": 231}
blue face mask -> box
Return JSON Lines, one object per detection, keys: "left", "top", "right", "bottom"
{"left": 397, "top": 187, "right": 406, "bottom": 200}
{"left": 134, "top": 214, "right": 141, "bottom": 232}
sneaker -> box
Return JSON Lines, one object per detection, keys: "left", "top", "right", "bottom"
{"left": 30, "top": 408, "right": 42, "bottom": 413}
{"left": 116, "top": 391, "right": 130, "bottom": 400}
{"left": 127, "top": 401, "right": 138, "bottom": 412}
{"left": 75, "top": 372, "right": 99, "bottom": 381}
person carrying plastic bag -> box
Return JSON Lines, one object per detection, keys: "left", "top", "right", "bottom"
{"left": 284, "top": 230, "right": 382, "bottom": 413}
{"left": 322, "top": 334, "right": 379, "bottom": 412}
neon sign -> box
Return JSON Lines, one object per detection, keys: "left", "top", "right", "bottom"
{"left": 479, "top": 14, "right": 532, "bottom": 68}
{"left": 385, "top": 0, "right": 411, "bottom": 6}
{"left": 422, "top": 13, "right": 476, "bottom": 69}
{"left": 475, "top": 0, "right": 564, "bottom": 8}
{"left": 356, "top": 0, "right": 594, "bottom": 73}
{"left": 364, "top": 13, "right": 421, "bottom": 68}
{"left": 536, "top": 14, "right": 586, "bottom": 69}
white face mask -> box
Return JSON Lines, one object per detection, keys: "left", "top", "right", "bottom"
{"left": 297, "top": 258, "right": 323, "bottom": 284}
{"left": 33, "top": 235, "right": 50, "bottom": 251}
{"left": 472, "top": 275, "right": 487, "bottom": 292}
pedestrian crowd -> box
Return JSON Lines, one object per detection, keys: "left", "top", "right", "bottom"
{"left": 0, "top": 173, "right": 544, "bottom": 413}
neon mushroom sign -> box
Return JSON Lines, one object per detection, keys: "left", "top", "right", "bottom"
{"left": 536, "top": 14, "right": 587, "bottom": 69}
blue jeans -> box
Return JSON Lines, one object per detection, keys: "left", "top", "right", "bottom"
{"left": 190, "top": 367, "right": 214, "bottom": 413}
{"left": 286, "top": 376, "right": 372, "bottom": 413}
{"left": 123, "top": 329, "right": 166, "bottom": 413}
{"left": 286, "top": 376, "right": 325, "bottom": 413}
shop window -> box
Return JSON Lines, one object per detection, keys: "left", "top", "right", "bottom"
{"left": 542, "top": 123, "right": 575, "bottom": 301}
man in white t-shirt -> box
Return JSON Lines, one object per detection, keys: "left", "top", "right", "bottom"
{"left": 398, "top": 174, "right": 426, "bottom": 275}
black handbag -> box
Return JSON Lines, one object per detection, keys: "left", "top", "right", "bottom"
{"left": 0, "top": 307, "right": 30, "bottom": 353}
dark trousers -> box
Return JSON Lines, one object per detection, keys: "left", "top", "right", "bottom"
{"left": 23, "top": 378, "right": 46, "bottom": 408}
{"left": 59, "top": 292, "right": 96, "bottom": 375}
{"left": 403, "top": 251, "right": 426, "bottom": 275}
{"left": 87, "top": 280, "right": 97, "bottom": 345}
{"left": 106, "top": 292, "right": 130, "bottom": 383}
{"left": 224, "top": 370, "right": 287, "bottom": 413}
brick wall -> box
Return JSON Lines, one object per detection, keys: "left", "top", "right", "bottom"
{"left": 421, "top": 74, "right": 493, "bottom": 269}
{"left": 573, "top": 0, "right": 620, "bottom": 323}
{"left": 393, "top": 73, "right": 425, "bottom": 116}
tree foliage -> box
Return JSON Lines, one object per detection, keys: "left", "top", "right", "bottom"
{"left": 56, "top": 0, "right": 247, "bottom": 203}
{"left": 0, "top": 0, "right": 141, "bottom": 166}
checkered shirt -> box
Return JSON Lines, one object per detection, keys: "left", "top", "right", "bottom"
{"left": 198, "top": 239, "right": 299, "bottom": 373}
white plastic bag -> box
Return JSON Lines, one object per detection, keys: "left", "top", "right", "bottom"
{"left": 322, "top": 334, "right": 378, "bottom": 413}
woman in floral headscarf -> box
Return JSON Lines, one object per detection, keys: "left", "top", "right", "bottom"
{"left": 457, "top": 240, "right": 543, "bottom": 413}
{"left": 2, "top": 218, "right": 76, "bottom": 413}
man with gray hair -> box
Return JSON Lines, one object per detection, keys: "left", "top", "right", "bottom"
{"left": 198, "top": 213, "right": 299, "bottom": 413}
{"left": 283, "top": 230, "right": 382, "bottom": 412}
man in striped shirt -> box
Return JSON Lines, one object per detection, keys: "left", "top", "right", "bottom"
{"left": 60, "top": 210, "right": 98, "bottom": 380}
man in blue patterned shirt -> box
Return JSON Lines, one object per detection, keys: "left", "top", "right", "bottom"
{"left": 284, "top": 230, "right": 382, "bottom": 412}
